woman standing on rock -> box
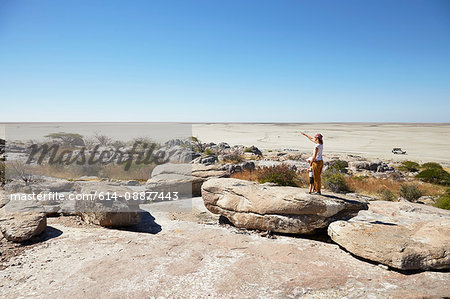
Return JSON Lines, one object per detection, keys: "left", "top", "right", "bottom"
{"left": 301, "top": 132, "right": 324, "bottom": 194}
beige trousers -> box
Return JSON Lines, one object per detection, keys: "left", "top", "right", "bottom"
{"left": 312, "top": 160, "right": 323, "bottom": 192}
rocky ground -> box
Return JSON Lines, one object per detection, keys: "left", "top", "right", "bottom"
{"left": 1, "top": 136, "right": 449, "bottom": 298}
{"left": 1, "top": 198, "right": 449, "bottom": 298}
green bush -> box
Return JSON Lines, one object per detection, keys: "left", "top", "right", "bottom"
{"left": 399, "top": 184, "right": 423, "bottom": 202}
{"left": 398, "top": 161, "right": 420, "bottom": 172}
{"left": 257, "top": 164, "right": 299, "bottom": 187}
{"left": 434, "top": 196, "right": 450, "bottom": 210}
{"left": 244, "top": 147, "right": 253, "bottom": 153}
{"left": 323, "top": 170, "right": 349, "bottom": 193}
{"left": 416, "top": 168, "right": 450, "bottom": 185}
{"left": 377, "top": 188, "right": 396, "bottom": 201}
{"left": 328, "top": 160, "right": 348, "bottom": 173}
{"left": 204, "top": 148, "right": 214, "bottom": 156}
{"left": 421, "top": 162, "right": 443, "bottom": 170}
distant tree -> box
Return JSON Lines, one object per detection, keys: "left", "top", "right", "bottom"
{"left": 45, "top": 132, "right": 85, "bottom": 146}
{"left": 94, "top": 133, "right": 112, "bottom": 146}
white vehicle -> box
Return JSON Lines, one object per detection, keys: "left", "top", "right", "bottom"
{"left": 392, "top": 148, "right": 406, "bottom": 154}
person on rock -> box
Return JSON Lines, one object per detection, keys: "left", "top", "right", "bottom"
{"left": 301, "top": 132, "right": 324, "bottom": 195}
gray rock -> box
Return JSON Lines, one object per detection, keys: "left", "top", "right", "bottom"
{"left": 0, "top": 199, "right": 47, "bottom": 242}
{"left": 146, "top": 163, "right": 228, "bottom": 196}
{"left": 328, "top": 201, "right": 450, "bottom": 270}
{"left": 76, "top": 182, "right": 141, "bottom": 227}
{"left": 191, "top": 155, "right": 218, "bottom": 166}
{"left": 0, "top": 190, "right": 9, "bottom": 209}
{"left": 201, "top": 178, "right": 368, "bottom": 234}
{"left": 71, "top": 136, "right": 85, "bottom": 147}
{"left": 350, "top": 161, "right": 393, "bottom": 173}
{"left": 245, "top": 146, "right": 263, "bottom": 157}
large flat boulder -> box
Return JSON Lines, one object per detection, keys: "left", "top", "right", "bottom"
{"left": 146, "top": 163, "right": 228, "bottom": 197}
{"left": 76, "top": 182, "right": 142, "bottom": 227}
{"left": 201, "top": 178, "right": 368, "bottom": 234}
{"left": 328, "top": 201, "right": 450, "bottom": 270}
{"left": 0, "top": 199, "right": 47, "bottom": 242}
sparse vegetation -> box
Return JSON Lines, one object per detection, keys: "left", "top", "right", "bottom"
{"left": 416, "top": 167, "right": 450, "bottom": 186}
{"left": 323, "top": 170, "right": 350, "bottom": 193}
{"left": 257, "top": 164, "right": 300, "bottom": 187}
{"left": 398, "top": 161, "right": 420, "bottom": 172}
{"left": 230, "top": 164, "right": 304, "bottom": 187}
{"left": 328, "top": 160, "right": 348, "bottom": 173}
{"left": 399, "top": 184, "right": 423, "bottom": 202}
{"left": 377, "top": 187, "right": 396, "bottom": 201}
{"left": 421, "top": 162, "right": 443, "bottom": 170}
{"left": 434, "top": 188, "right": 450, "bottom": 210}
{"left": 204, "top": 148, "right": 214, "bottom": 156}
{"left": 222, "top": 153, "right": 244, "bottom": 164}
{"left": 190, "top": 136, "right": 205, "bottom": 153}
{"left": 94, "top": 133, "right": 112, "bottom": 146}
{"left": 5, "top": 160, "right": 33, "bottom": 184}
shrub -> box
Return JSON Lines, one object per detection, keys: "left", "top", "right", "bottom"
{"left": 328, "top": 160, "right": 348, "bottom": 173}
{"left": 94, "top": 133, "right": 112, "bottom": 146}
{"left": 377, "top": 188, "right": 396, "bottom": 201}
{"left": 190, "top": 136, "right": 205, "bottom": 153}
{"left": 416, "top": 168, "right": 450, "bottom": 186}
{"left": 434, "top": 196, "right": 450, "bottom": 210}
{"left": 399, "top": 184, "right": 423, "bottom": 202}
{"left": 256, "top": 164, "right": 299, "bottom": 187}
{"left": 222, "top": 153, "right": 244, "bottom": 164}
{"left": 204, "top": 148, "right": 214, "bottom": 156}
{"left": 421, "top": 162, "right": 443, "bottom": 170}
{"left": 323, "top": 170, "right": 350, "bottom": 193}
{"left": 398, "top": 161, "right": 420, "bottom": 172}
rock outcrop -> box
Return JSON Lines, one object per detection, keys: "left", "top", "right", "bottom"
{"left": 4, "top": 178, "right": 75, "bottom": 194}
{"left": 76, "top": 182, "right": 141, "bottom": 227}
{"left": 146, "top": 163, "right": 228, "bottom": 197}
{"left": 328, "top": 201, "right": 450, "bottom": 270}
{"left": 201, "top": 178, "right": 368, "bottom": 234}
{"left": 0, "top": 199, "right": 47, "bottom": 242}
{"left": 350, "top": 160, "right": 394, "bottom": 172}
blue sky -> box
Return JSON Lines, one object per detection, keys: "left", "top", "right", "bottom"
{"left": 0, "top": 0, "right": 449, "bottom": 122}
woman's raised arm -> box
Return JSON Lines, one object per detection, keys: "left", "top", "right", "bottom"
{"left": 300, "top": 131, "right": 317, "bottom": 144}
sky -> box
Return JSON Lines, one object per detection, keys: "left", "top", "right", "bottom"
{"left": 0, "top": 0, "right": 449, "bottom": 122}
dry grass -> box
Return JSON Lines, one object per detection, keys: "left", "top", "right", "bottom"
{"left": 230, "top": 168, "right": 308, "bottom": 187}
{"left": 346, "top": 176, "right": 446, "bottom": 198}
{"left": 101, "top": 164, "right": 154, "bottom": 181}
{"left": 27, "top": 162, "right": 154, "bottom": 181}
{"left": 230, "top": 169, "right": 259, "bottom": 181}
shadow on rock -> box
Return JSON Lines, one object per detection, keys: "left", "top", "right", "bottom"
{"left": 21, "top": 226, "right": 63, "bottom": 245}
{"left": 115, "top": 210, "right": 162, "bottom": 234}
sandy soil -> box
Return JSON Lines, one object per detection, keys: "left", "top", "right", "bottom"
{"left": 193, "top": 123, "right": 450, "bottom": 164}
{"left": 1, "top": 198, "right": 449, "bottom": 298}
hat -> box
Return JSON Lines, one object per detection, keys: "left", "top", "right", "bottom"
{"left": 314, "top": 133, "right": 323, "bottom": 139}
